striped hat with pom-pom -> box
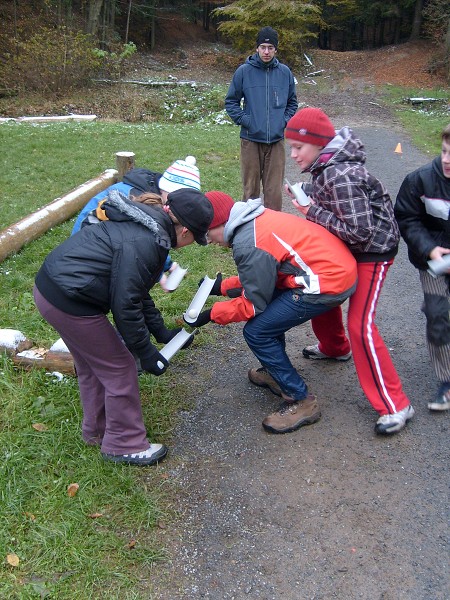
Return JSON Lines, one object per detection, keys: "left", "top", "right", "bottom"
{"left": 159, "top": 155, "right": 201, "bottom": 193}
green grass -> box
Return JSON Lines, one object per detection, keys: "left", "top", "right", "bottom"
{"left": 381, "top": 84, "right": 449, "bottom": 154}
{"left": 0, "top": 120, "right": 237, "bottom": 598}
{"left": 0, "top": 77, "right": 447, "bottom": 597}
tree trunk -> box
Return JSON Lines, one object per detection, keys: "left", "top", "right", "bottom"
{"left": 125, "top": 0, "right": 132, "bottom": 45}
{"left": 446, "top": 18, "right": 450, "bottom": 82}
{"left": 86, "top": 0, "right": 104, "bottom": 36}
{"left": 410, "top": 0, "right": 423, "bottom": 40}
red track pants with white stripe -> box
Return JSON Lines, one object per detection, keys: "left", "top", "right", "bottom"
{"left": 310, "top": 259, "right": 410, "bottom": 416}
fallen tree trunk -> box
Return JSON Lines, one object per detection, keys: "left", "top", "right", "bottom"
{"left": 0, "top": 151, "right": 136, "bottom": 263}
{"left": 0, "top": 329, "right": 75, "bottom": 375}
{"left": 0, "top": 168, "right": 118, "bottom": 263}
{"left": 0, "top": 114, "right": 97, "bottom": 124}
{"left": 12, "top": 350, "right": 75, "bottom": 375}
{"left": 93, "top": 78, "right": 206, "bottom": 87}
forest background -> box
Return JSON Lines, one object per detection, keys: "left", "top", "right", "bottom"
{"left": 1, "top": 0, "right": 449, "bottom": 102}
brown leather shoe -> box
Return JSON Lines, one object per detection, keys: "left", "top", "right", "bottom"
{"left": 262, "top": 395, "right": 321, "bottom": 434}
{"left": 248, "top": 367, "right": 282, "bottom": 396}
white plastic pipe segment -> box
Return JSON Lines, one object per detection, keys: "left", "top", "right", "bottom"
{"left": 159, "top": 328, "right": 194, "bottom": 361}
{"left": 164, "top": 264, "right": 188, "bottom": 291}
{"left": 284, "top": 178, "right": 310, "bottom": 206}
{"left": 157, "top": 328, "right": 194, "bottom": 369}
{"left": 183, "top": 275, "right": 216, "bottom": 323}
{"left": 427, "top": 254, "right": 450, "bottom": 278}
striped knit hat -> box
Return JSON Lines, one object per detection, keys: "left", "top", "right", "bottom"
{"left": 285, "top": 108, "right": 335, "bottom": 147}
{"left": 159, "top": 155, "right": 201, "bottom": 193}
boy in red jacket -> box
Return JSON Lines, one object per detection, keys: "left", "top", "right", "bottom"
{"left": 185, "top": 191, "right": 357, "bottom": 434}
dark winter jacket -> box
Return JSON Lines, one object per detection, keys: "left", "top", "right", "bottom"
{"left": 394, "top": 156, "right": 450, "bottom": 270}
{"left": 225, "top": 54, "right": 298, "bottom": 144}
{"left": 304, "top": 127, "right": 399, "bottom": 262}
{"left": 36, "top": 190, "right": 175, "bottom": 360}
{"left": 71, "top": 167, "right": 162, "bottom": 234}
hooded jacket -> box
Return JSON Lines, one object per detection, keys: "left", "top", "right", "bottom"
{"left": 210, "top": 199, "right": 357, "bottom": 325}
{"left": 225, "top": 54, "right": 298, "bottom": 144}
{"left": 394, "top": 156, "right": 450, "bottom": 270}
{"left": 71, "top": 167, "right": 162, "bottom": 234}
{"left": 304, "top": 127, "right": 399, "bottom": 262}
{"left": 35, "top": 190, "right": 175, "bottom": 360}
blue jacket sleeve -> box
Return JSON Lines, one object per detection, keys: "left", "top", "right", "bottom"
{"left": 71, "top": 182, "right": 133, "bottom": 235}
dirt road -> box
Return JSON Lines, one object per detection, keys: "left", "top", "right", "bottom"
{"left": 148, "top": 108, "right": 448, "bottom": 599}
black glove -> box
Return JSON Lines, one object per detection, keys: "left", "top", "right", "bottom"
{"left": 140, "top": 346, "right": 169, "bottom": 376}
{"left": 198, "top": 273, "right": 222, "bottom": 296}
{"left": 180, "top": 333, "right": 195, "bottom": 350}
{"left": 152, "top": 326, "right": 182, "bottom": 344}
{"left": 152, "top": 326, "right": 195, "bottom": 350}
{"left": 183, "top": 309, "right": 212, "bottom": 328}
{"left": 226, "top": 287, "right": 242, "bottom": 298}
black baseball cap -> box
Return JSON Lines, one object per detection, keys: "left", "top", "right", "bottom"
{"left": 166, "top": 189, "right": 213, "bottom": 246}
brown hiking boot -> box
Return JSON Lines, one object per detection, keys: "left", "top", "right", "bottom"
{"left": 262, "top": 395, "right": 321, "bottom": 434}
{"left": 248, "top": 367, "right": 282, "bottom": 396}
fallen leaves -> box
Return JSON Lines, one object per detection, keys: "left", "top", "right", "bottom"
{"left": 67, "top": 483, "right": 79, "bottom": 497}
{"left": 32, "top": 423, "right": 48, "bottom": 432}
{"left": 6, "top": 553, "right": 20, "bottom": 567}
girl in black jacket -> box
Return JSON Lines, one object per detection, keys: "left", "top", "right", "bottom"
{"left": 34, "top": 189, "right": 213, "bottom": 466}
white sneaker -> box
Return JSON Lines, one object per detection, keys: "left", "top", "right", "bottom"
{"left": 428, "top": 385, "right": 450, "bottom": 411}
{"left": 302, "top": 344, "right": 352, "bottom": 361}
{"left": 102, "top": 443, "right": 168, "bottom": 466}
{"left": 375, "top": 405, "right": 415, "bottom": 435}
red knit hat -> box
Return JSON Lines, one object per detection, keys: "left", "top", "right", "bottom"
{"left": 285, "top": 108, "right": 335, "bottom": 147}
{"left": 205, "top": 191, "right": 235, "bottom": 228}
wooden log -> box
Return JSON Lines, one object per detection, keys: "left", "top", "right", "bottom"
{"left": 93, "top": 78, "right": 202, "bottom": 88}
{"left": 0, "top": 168, "right": 118, "bottom": 263}
{"left": 12, "top": 350, "right": 75, "bottom": 375}
{"left": 0, "top": 329, "right": 33, "bottom": 356}
{"left": 115, "top": 152, "right": 135, "bottom": 180}
{"left": 0, "top": 115, "right": 97, "bottom": 124}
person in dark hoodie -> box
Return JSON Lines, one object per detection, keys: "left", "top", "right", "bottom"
{"left": 394, "top": 123, "right": 450, "bottom": 412}
{"left": 71, "top": 156, "right": 201, "bottom": 234}
{"left": 34, "top": 188, "right": 213, "bottom": 466}
{"left": 284, "top": 107, "right": 414, "bottom": 436}
{"left": 71, "top": 156, "right": 201, "bottom": 292}
{"left": 225, "top": 26, "right": 298, "bottom": 210}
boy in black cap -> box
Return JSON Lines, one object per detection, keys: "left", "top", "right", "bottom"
{"left": 225, "top": 26, "right": 298, "bottom": 211}
{"left": 34, "top": 189, "right": 212, "bottom": 467}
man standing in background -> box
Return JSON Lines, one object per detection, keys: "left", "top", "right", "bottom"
{"left": 225, "top": 26, "right": 298, "bottom": 210}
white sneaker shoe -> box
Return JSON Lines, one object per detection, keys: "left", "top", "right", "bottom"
{"left": 102, "top": 443, "right": 168, "bottom": 466}
{"left": 375, "top": 405, "right": 415, "bottom": 435}
{"left": 428, "top": 385, "right": 450, "bottom": 411}
{"left": 302, "top": 344, "right": 352, "bottom": 361}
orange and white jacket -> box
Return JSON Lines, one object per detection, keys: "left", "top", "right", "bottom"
{"left": 211, "top": 198, "right": 357, "bottom": 325}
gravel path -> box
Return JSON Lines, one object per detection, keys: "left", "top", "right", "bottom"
{"left": 148, "top": 95, "right": 449, "bottom": 599}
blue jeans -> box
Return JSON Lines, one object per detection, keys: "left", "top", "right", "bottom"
{"left": 243, "top": 289, "right": 334, "bottom": 400}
